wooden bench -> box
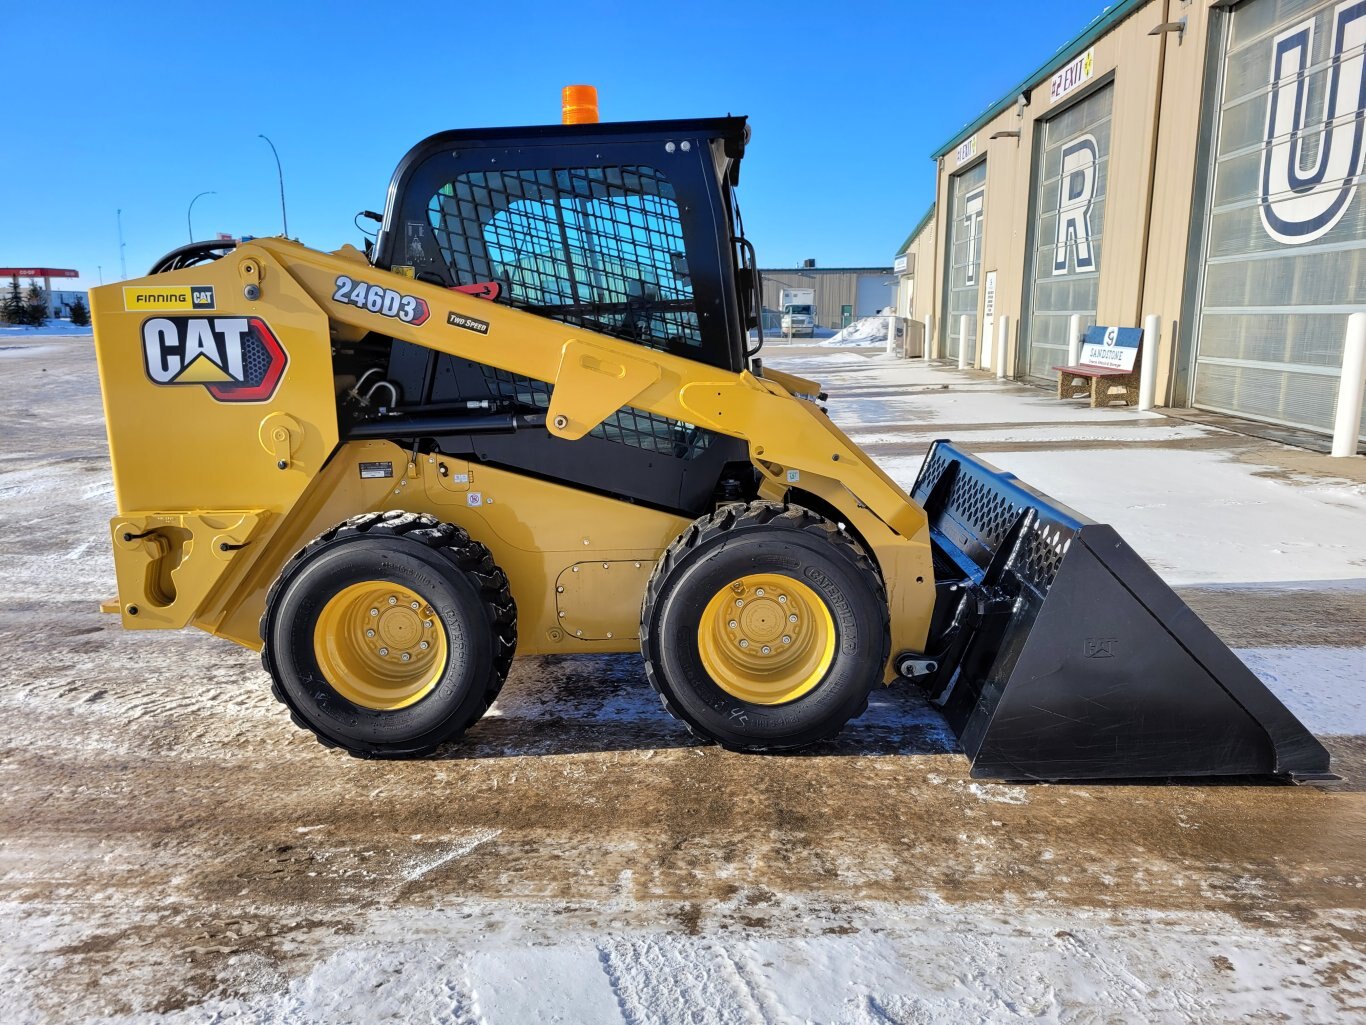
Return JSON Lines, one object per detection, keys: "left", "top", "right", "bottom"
{"left": 1054, "top": 326, "right": 1143, "bottom": 408}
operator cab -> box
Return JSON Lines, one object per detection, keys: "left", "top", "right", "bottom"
{"left": 360, "top": 108, "right": 763, "bottom": 517}
{"left": 372, "top": 115, "right": 759, "bottom": 373}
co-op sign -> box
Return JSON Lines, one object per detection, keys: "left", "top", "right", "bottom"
{"left": 0, "top": 267, "right": 79, "bottom": 279}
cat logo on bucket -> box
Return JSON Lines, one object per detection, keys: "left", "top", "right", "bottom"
{"left": 141, "top": 316, "right": 288, "bottom": 402}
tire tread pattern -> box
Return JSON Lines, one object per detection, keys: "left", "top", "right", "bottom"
{"left": 260, "top": 510, "right": 517, "bottom": 757}
{"left": 640, "top": 501, "right": 889, "bottom": 751}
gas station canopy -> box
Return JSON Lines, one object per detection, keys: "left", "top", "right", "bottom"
{"left": 0, "top": 268, "right": 78, "bottom": 278}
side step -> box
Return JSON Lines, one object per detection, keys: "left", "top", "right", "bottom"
{"left": 909, "top": 440, "right": 1335, "bottom": 782}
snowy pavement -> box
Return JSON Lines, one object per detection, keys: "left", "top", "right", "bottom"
{"left": 779, "top": 345, "right": 1366, "bottom": 587}
{"left": 0, "top": 322, "right": 91, "bottom": 338}
{"left": 1, "top": 334, "right": 1364, "bottom": 1024}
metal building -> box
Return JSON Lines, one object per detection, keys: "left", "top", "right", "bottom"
{"left": 912, "top": 0, "right": 1365, "bottom": 446}
{"left": 894, "top": 206, "right": 935, "bottom": 319}
{"left": 761, "top": 266, "right": 897, "bottom": 330}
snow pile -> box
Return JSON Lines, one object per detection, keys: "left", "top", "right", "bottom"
{"left": 822, "top": 316, "right": 890, "bottom": 348}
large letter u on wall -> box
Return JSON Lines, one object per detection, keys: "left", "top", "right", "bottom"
{"left": 1260, "top": 0, "right": 1366, "bottom": 245}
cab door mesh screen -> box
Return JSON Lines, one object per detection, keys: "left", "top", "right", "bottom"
{"left": 428, "top": 165, "right": 703, "bottom": 356}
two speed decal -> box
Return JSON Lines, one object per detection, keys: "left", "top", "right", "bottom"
{"left": 332, "top": 275, "right": 430, "bottom": 325}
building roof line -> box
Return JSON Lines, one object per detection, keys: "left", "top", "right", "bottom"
{"left": 930, "top": 0, "right": 1149, "bottom": 160}
{"left": 759, "top": 267, "right": 894, "bottom": 273}
{"left": 897, "top": 204, "right": 936, "bottom": 255}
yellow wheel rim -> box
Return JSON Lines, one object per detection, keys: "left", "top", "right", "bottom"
{"left": 697, "top": 573, "right": 836, "bottom": 706}
{"left": 313, "top": 581, "right": 448, "bottom": 710}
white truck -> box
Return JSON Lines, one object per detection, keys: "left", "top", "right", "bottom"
{"left": 779, "top": 287, "right": 817, "bottom": 338}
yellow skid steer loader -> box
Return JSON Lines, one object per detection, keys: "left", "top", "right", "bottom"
{"left": 89, "top": 93, "right": 1332, "bottom": 781}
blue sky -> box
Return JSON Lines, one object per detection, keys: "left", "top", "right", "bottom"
{"left": 1, "top": 0, "right": 1111, "bottom": 289}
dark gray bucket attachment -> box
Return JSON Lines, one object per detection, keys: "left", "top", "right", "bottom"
{"left": 908, "top": 441, "right": 1334, "bottom": 782}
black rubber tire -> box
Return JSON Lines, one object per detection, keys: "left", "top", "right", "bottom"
{"left": 260, "top": 510, "right": 516, "bottom": 758}
{"left": 641, "top": 501, "right": 889, "bottom": 752}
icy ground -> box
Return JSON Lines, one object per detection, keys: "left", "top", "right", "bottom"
{"left": 1, "top": 336, "right": 1364, "bottom": 1024}
{"left": 72, "top": 903, "right": 1366, "bottom": 1024}
{"left": 0, "top": 322, "right": 92, "bottom": 337}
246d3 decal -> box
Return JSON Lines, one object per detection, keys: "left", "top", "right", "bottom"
{"left": 142, "top": 316, "right": 288, "bottom": 402}
{"left": 332, "top": 274, "right": 430, "bottom": 325}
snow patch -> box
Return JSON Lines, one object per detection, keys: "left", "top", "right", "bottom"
{"left": 0, "top": 323, "right": 92, "bottom": 338}
{"left": 822, "top": 315, "right": 890, "bottom": 347}
{"left": 847, "top": 423, "right": 1214, "bottom": 446}
{"left": 400, "top": 829, "right": 501, "bottom": 884}
{"left": 871, "top": 446, "right": 1366, "bottom": 586}
{"left": 1234, "top": 647, "right": 1366, "bottom": 735}
{"left": 80, "top": 900, "right": 1366, "bottom": 1024}
{"left": 966, "top": 782, "right": 1029, "bottom": 805}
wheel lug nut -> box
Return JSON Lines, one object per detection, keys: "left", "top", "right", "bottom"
{"left": 735, "top": 599, "right": 744, "bottom": 607}
{"left": 728, "top": 620, "right": 738, "bottom": 629}
{"left": 789, "top": 614, "right": 798, "bottom": 623}
{"left": 782, "top": 635, "right": 792, "bottom": 644}
{"left": 370, "top": 608, "right": 379, "bottom": 617}
{"left": 755, "top": 588, "right": 765, "bottom": 597}
{"left": 401, "top": 652, "right": 411, "bottom": 662}
{"left": 419, "top": 640, "right": 429, "bottom": 650}
{"left": 761, "top": 645, "right": 771, "bottom": 654}
{"left": 424, "top": 620, "right": 433, "bottom": 628}
{"left": 739, "top": 639, "right": 749, "bottom": 648}
{"left": 778, "top": 595, "right": 787, "bottom": 604}
{"left": 366, "top": 629, "right": 376, "bottom": 638}
{"left": 378, "top": 647, "right": 389, "bottom": 656}
{"left": 388, "top": 596, "right": 398, "bottom": 605}
{"left": 410, "top": 600, "right": 420, "bottom": 610}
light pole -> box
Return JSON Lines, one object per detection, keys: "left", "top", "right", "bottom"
{"left": 258, "top": 134, "right": 289, "bottom": 238}
{"left": 187, "top": 191, "right": 216, "bottom": 242}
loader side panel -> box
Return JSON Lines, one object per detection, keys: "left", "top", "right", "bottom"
{"left": 206, "top": 441, "right": 692, "bottom": 656}
{"left": 89, "top": 255, "right": 340, "bottom": 631}
{"left": 90, "top": 262, "right": 338, "bottom": 514}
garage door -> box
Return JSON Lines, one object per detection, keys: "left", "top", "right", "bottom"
{"left": 1021, "top": 83, "right": 1114, "bottom": 383}
{"left": 855, "top": 273, "right": 894, "bottom": 318}
{"left": 943, "top": 161, "right": 987, "bottom": 362}
{"left": 1189, "top": 0, "right": 1366, "bottom": 438}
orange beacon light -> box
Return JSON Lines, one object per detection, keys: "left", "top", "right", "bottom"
{"left": 561, "top": 84, "right": 599, "bottom": 124}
